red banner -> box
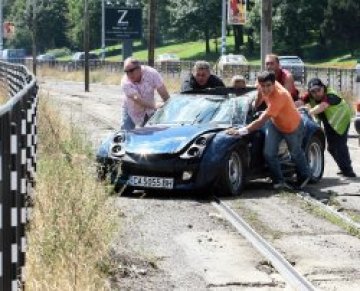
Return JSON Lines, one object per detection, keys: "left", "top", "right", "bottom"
{"left": 3, "top": 21, "right": 15, "bottom": 39}
{"left": 228, "top": 0, "right": 246, "bottom": 25}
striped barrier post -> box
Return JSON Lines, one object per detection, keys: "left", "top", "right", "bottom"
{"left": 0, "top": 61, "right": 37, "bottom": 290}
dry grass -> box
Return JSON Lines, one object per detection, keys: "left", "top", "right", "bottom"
{"left": 37, "top": 67, "right": 182, "bottom": 93}
{"left": 0, "top": 83, "right": 8, "bottom": 105}
{"left": 25, "top": 96, "right": 119, "bottom": 290}
{"left": 37, "top": 67, "right": 122, "bottom": 85}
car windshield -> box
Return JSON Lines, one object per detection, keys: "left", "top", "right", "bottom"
{"left": 147, "top": 93, "right": 255, "bottom": 126}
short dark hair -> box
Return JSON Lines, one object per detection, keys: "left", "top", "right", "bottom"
{"left": 257, "top": 70, "right": 276, "bottom": 83}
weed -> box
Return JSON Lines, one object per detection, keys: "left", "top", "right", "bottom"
{"left": 25, "top": 95, "right": 119, "bottom": 290}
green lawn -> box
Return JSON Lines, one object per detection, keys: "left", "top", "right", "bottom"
{"left": 59, "top": 37, "right": 358, "bottom": 68}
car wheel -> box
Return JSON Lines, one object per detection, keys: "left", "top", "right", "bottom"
{"left": 306, "top": 136, "right": 324, "bottom": 183}
{"left": 218, "top": 150, "right": 244, "bottom": 196}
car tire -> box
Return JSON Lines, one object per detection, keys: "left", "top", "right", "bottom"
{"left": 218, "top": 150, "right": 245, "bottom": 196}
{"left": 306, "top": 136, "right": 324, "bottom": 183}
{"left": 356, "top": 76, "right": 360, "bottom": 83}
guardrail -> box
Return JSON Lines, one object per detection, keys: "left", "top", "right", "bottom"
{"left": 0, "top": 61, "right": 38, "bottom": 290}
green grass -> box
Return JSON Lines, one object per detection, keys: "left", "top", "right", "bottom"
{"left": 53, "top": 36, "right": 358, "bottom": 68}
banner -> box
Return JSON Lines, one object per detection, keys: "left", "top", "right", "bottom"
{"left": 3, "top": 21, "right": 15, "bottom": 39}
{"left": 228, "top": 0, "right": 246, "bottom": 25}
{"left": 105, "top": 7, "right": 142, "bottom": 40}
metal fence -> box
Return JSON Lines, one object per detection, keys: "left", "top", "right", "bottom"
{"left": 0, "top": 61, "right": 38, "bottom": 290}
{"left": 27, "top": 59, "right": 360, "bottom": 98}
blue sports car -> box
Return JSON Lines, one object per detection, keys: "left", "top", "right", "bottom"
{"left": 96, "top": 87, "right": 325, "bottom": 195}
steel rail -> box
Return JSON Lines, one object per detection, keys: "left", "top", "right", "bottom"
{"left": 211, "top": 197, "right": 316, "bottom": 291}
{"left": 297, "top": 191, "right": 360, "bottom": 230}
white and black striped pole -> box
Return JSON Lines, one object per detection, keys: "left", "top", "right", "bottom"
{"left": 0, "top": 111, "right": 12, "bottom": 290}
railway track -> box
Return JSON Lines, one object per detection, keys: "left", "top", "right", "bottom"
{"left": 211, "top": 188, "right": 360, "bottom": 290}
{"left": 212, "top": 196, "right": 316, "bottom": 290}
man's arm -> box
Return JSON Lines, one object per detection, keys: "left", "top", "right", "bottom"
{"left": 247, "top": 111, "right": 270, "bottom": 132}
{"left": 227, "top": 111, "right": 270, "bottom": 135}
{"left": 157, "top": 84, "right": 170, "bottom": 101}
{"left": 310, "top": 102, "right": 329, "bottom": 115}
{"left": 127, "top": 93, "right": 156, "bottom": 109}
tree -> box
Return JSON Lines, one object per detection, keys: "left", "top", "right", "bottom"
{"left": 321, "top": 0, "right": 360, "bottom": 56}
{"left": 66, "top": 0, "right": 101, "bottom": 50}
{"left": 7, "top": 0, "right": 69, "bottom": 53}
{"left": 168, "top": 0, "right": 222, "bottom": 54}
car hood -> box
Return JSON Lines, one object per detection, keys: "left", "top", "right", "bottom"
{"left": 125, "top": 125, "right": 224, "bottom": 155}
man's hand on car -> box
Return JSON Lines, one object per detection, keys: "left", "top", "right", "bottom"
{"left": 226, "top": 127, "right": 249, "bottom": 136}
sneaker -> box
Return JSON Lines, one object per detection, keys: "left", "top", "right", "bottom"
{"left": 273, "top": 182, "right": 293, "bottom": 191}
{"left": 295, "top": 176, "right": 311, "bottom": 190}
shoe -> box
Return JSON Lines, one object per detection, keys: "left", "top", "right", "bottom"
{"left": 273, "top": 182, "right": 293, "bottom": 191}
{"left": 342, "top": 171, "right": 357, "bottom": 178}
{"left": 294, "top": 176, "right": 311, "bottom": 190}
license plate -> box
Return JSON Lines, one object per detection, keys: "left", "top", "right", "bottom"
{"left": 128, "top": 175, "right": 174, "bottom": 189}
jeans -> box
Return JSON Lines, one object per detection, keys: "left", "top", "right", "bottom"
{"left": 120, "top": 108, "right": 151, "bottom": 131}
{"left": 263, "top": 121, "right": 310, "bottom": 184}
{"left": 120, "top": 107, "right": 135, "bottom": 130}
{"left": 323, "top": 121, "right": 353, "bottom": 173}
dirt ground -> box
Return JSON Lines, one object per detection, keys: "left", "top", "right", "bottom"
{"left": 40, "top": 79, "right": 360, "bottom": 290}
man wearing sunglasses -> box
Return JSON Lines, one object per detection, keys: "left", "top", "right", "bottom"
{"left": 120, "top": 57, "right": 170, "bottom": 130}
{"left": 296, "top": 78, "right": 356, "bottom": 177}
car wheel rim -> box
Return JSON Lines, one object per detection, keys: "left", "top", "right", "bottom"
{"left": 308, "top": 142, "right": 322, "bottom": 178}
{"left": 228, "top": 152, "right": 242, "bottom": 191}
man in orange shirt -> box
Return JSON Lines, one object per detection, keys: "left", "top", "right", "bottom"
{"left": 228, "top": 71, "right": 311, "bottom": 190}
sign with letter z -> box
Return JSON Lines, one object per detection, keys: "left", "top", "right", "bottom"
{"left": 105, "top": 7, "right": 142, "bottom": 40}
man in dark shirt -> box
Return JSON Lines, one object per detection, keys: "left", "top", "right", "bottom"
{"left": 181, "top": 61, "right": 225, "bottom": 92}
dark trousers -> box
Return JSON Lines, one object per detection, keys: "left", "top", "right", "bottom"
{"left": 323, "top": 121, "right": 353, "bottom": 173}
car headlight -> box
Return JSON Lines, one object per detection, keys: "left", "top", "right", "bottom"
{"left": 109, "top": 131, "right": 126, "bottom": 159}
{"left": 180, "top": 133, "right": 214, "bottom": 159}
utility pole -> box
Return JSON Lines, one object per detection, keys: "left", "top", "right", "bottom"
{"left": 84, "top": 0, "right": 89, "bottom": 92}
{"left": 148, "top": 0, "right": 156, "bottom": 66}
{"left": 260, "top": 0, "right": 272, "bottom": 70}
{"left": 0, "top": 0, "right": 3, "bottom": 53}
{"left": 221, "top": 0, "right": 226, "bottom": 55}
{"left": 101, "top": 0, "right": 105, "bottom": 60}
{"left": 26, "top": 0, "right": 37, "bottom": 75}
